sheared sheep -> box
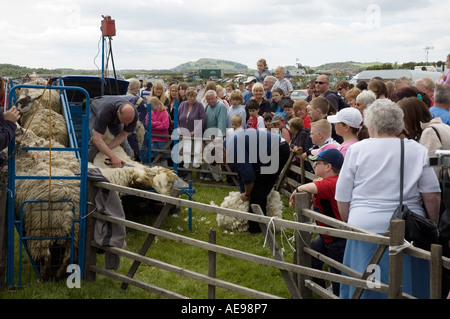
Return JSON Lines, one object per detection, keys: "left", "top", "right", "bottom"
{"left": 91, "top": 129, "right": 179, "bottom": 195}
{"left": 213, "top": 190, "right": 284, "bottom": 232}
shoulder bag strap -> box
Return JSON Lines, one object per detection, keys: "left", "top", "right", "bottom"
{"left": 400, "top": 138, "right": 404, "bottom": 206}
{"left": 430, "top": 126, "right": 442, "bottom": 143}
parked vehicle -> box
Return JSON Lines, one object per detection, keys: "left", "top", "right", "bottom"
{"left": 290, "top": 89, "right": 308, "bottom": 100}
{"left": 349, "top": 69, "right": 443, "bottom": 85}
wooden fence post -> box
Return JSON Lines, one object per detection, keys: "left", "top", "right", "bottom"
{"left": 208, "top": 227, "right": 216, "bottom": 299}
{"left": 251, "top": 204, "right": 302, "bottom": 299}
{"left": 430, "top": 244, "right": 443, "bottom": 299}
{"left": 388, "top": 219, "right": 405, "bottom": 299}
{"left": 121, "top": 188, "right": 180, "bottom": 290}
{"left": 294, "top": 192, "right": 312, "bottom": 299}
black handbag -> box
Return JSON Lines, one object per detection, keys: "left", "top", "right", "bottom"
{"left": 440, "top": 209, "right": 450, "bottom": 241}
{"left": 390, "top": 138, "right": 439, "bottom": 250}
{"left": 438, "top": 171, "right": 450, "bottom": 241}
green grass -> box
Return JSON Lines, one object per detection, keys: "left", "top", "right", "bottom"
{"left": 0, "top": 182, "right": 298, "bottom": 299}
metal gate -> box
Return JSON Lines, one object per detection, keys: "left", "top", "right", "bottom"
{"left": 6, "top": 82, "right": 90, "bottom": 288}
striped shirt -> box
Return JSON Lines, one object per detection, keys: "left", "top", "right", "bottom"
{"left": 271, "top": 78, "right": 293, "bottom": 96}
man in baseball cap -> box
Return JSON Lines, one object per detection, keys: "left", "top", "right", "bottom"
{"left": 244, "top": 76, "right": 258, "bottom": 104}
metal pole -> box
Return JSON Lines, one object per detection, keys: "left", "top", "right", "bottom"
{"left": 173, "top": 100, "right": 179, "bottom": 174}
{"left": 101, "top": 37, "right": 105, "bottom": 96}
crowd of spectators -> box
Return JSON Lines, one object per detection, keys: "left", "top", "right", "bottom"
{"left": 125, "top": 58, "right": 450, "bottom": 299}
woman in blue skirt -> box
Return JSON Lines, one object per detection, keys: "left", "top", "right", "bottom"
{"left": 335, "top": 98, "right": 441, "bottom": 299}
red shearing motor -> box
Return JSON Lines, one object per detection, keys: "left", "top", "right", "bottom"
{"left": 101, "top": 15, "right": 116, "bottom": 37}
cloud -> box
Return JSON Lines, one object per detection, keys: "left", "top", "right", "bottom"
{"left": 1, "top": 0, "right": 448, "bottom": 72}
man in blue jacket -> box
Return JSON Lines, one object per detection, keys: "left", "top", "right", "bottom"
{"left": 223, "top": 128, "right": 290, "bottom": 233}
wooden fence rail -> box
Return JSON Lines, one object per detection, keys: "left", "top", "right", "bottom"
{"left": 84, "top": 180, "right": 450, "bottom": 299}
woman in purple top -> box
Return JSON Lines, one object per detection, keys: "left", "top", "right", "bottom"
{"left": 178, "top": 88, "right": 206, "bottom": 168}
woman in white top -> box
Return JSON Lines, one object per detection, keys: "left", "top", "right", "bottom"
{"left": 335, "top": 98, "right": 441, "bottom": 299}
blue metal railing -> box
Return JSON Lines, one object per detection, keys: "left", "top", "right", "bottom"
{"left": 16, "top": 199, "right": 76, "bottom": 285}
{"left": 6, "top": 83, "right": 90, "bottom": 288}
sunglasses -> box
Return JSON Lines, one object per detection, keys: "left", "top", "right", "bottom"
{"left": 315, "top": 81, "right": 327, "bottom": 85}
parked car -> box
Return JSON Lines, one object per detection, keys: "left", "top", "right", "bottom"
{"left": 290, "top": 89, "right": 308, "bottom": 100}
{"left": 196, "top": 88, "right": 205, "bottom": 101}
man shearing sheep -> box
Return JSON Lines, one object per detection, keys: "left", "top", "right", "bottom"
{"left": 88, "top": 95, "right": 138, "bottom": 168}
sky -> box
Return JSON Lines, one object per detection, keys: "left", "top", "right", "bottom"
{"left": 2, "top": 0, "right": 449, "bottom": 72}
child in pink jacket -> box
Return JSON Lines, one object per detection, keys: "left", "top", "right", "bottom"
{"left": 146, "top": 96, "right": 170, "bottom": 166}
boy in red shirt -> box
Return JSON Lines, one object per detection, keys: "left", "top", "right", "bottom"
{"left": 289, "top": 148, "right": 345, "bottom": 296}
{"left": 245, "top": 100, "right": 265, "bottom": 129}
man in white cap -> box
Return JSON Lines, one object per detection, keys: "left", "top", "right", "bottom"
{"left": 244, "top": 76, "right": 257, "bottom": 104}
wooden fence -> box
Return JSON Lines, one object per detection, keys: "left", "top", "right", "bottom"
{"left": 83, "top": 177, "right": 450, "bottom": 299}
{"left": 149, "top": 133, "right": 239, "bottom": 187}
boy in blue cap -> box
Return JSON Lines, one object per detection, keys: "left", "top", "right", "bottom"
{"left": 289, "top": 148, "right": 346, "bottom": 296}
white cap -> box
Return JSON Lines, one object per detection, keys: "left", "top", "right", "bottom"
{"left": 327, "top": 107, "right": 362, "bottom": 128}
{"left": 245, "top": 76, "right": 257, "bottom": 84}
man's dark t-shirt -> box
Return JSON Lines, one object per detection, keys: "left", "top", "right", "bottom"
{"left": 91, "top": 96, "right": 138, "bottom": 135}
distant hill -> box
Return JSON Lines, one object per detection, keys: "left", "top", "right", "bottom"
{"left": 312, "top": 61, "right": 385, "bottom": 75}
{"left": 171, "top": 58, "right": 251, "bottom": 73}
{"left": 170, "top": 59, "right": 386, "bottom": 76}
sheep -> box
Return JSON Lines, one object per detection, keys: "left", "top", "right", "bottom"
{"left": 15, "top": 124, "right": 79, "bottom": 175}
{"left": 91, "top": 129, "right": 179, "bottom": 195}
{"left": 19, "top": 108, "right": 69, "bottom": 147}
{"left": 13, "top": 75, "right": 67, "bottom": 147}
{"left": 15, "top": 81, "right": 62, "bottom": 114}
{"left": 13, "top": 125, "right": 81, "bottom": 280}
{"left": 12, "top": 108, "right": 178, "bottom": 280}
{"left": 14, "top": 167, "right": 80, "bottom": 280}
{"left": 213, "top": 190, "right": 284, "bottom": 232}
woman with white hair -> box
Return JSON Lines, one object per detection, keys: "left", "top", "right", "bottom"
{"left": 355, "top": 89, "right": 376, "bottom": 116}
{"left": 335, "top": 98, "right": 441, "bottom": 299}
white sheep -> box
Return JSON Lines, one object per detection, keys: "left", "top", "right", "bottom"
{"left": 14, "top": 167, "right": 80, "bottom": 280}
{"left": 19, "top": 108, "right": 69, "bottom": 147}
{"left": 213, "top": 190, "right": 284, "bottom": 232}
{"left": 13, "top": 125, "right": 81, "bottom": 280}
{"left": 91, "top": 129, "right": 179, "bottom": 195}
{"left": 15, "top": 124, "right": 80, "bottom": 175}
{"left": 15, "top": 74, "right": 62, "bottom": 115}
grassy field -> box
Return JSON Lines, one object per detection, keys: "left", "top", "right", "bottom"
{"left": 0, "top": 182, "right": 299, "bottom": 299}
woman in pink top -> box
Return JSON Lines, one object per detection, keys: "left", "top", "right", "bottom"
{"left": 436, "top": 54, "right": 450, "bottom": 84}
{"left": 327, "top": 107, "right": 368, "bottom": 157}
